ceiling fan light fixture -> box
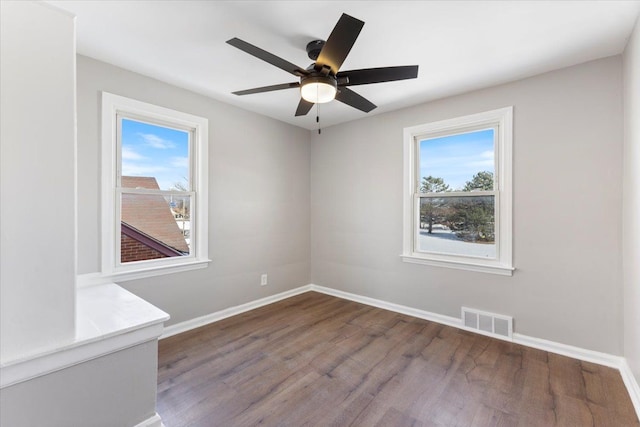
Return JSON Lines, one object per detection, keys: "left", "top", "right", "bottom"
{"left": 300, "top": 76, "right": 337, "bottom": 104}
{"left": 228, "top": 13, "right": 418, "bottom": 117}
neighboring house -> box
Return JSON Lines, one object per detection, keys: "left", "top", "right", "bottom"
{"left": 120, "top": 176, "right": 189, "bottom": 263}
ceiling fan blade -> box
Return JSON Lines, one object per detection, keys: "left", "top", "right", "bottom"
{"left": 335, "top": 87, "right": 376, "bottom": 113}
{"left": 226, "top": 38, "right": 309, "bottom": 77}
{"left": 337, "top": 66, "right": 419, "bottom": 86}
{"left": 316, "top": 14, "right": 364, "bottom": 75}
{"left": 295, "top": 98, "right": 314, "bottom": 116}
{"left": 232, "top": 82, "right": 300, "bottom": 96}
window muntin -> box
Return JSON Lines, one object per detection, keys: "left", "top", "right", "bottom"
{"left": 402, "top": 107, "right": 513, "bottom": 275}
{"left": 101, "top": 92, "right": 209, "bottom": 281}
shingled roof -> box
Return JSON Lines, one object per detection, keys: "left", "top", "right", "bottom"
{"left": 121, "top": 176, "right": 189, "bottom": 255}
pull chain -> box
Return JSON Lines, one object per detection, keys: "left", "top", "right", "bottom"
{"left": 316, "top": 102, "right": 321, "bottom": 135}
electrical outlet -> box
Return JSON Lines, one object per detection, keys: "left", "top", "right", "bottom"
{"left": 260, "top": 273, "right": 268, "bottom": 286}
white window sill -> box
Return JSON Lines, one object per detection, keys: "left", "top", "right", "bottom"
{"left": 401, "top": 254, "right": 514, "bottom": 276}
{"left": 78, "top": 258, "right": 211, "bottom": 287}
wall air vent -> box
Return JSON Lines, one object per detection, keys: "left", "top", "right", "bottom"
{"left": 461, "top": 307, "right": 513, "bottom": 340}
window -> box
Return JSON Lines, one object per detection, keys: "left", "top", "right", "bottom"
{"left": 102, "top": 92, "right": 209, "bottom": 281}
{"left": 402, "top": 107, "right": 513, "bottom": 275}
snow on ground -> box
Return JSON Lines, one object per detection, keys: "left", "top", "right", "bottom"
{"left": 418, "top": 229, "right": 496, "bottom": 258}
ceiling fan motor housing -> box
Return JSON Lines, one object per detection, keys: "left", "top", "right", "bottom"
{"left": 306, "top": 40, "right": 325, "bottom": 61}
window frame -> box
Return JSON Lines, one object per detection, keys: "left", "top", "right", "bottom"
{"left": 402, "top": 107, "right": 514, "bottom": 276}
{"left": 101, "top": 92, "right": 210, "bottom": 282}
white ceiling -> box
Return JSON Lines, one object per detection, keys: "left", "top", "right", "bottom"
{"left": 48, "top": 1, "right": 639, "bottom": 130}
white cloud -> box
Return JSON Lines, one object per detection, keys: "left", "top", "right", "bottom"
{"left": 467, "top": 150, "right": 494, "bottom": 169}
{"left": 170, "top": 156, "right": 189, "bottom": 169}
{"left": 121, "top": 146, "right": 146, "bottom": 161}
{"left": 138, "top": 133, "right": 176, "bottom": 149}
{"left": 480, "top": 150, "right": 494, "bottom": 159}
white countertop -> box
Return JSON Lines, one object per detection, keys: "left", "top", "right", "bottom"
{"left": 75, "top": 282, "right": 169, "bottom": 341}
{"left": 1, "top": 283, "right": 169, "bottom": 388}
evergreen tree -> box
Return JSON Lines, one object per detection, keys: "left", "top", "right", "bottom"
{"left": 448, "top": 171, "right": 495, "bottom": 242}
{"left": 462, "top": 171, "right": 493, "bottom": 191}
{"left": 420, "top": 176, "right": 450, "bottom": 234}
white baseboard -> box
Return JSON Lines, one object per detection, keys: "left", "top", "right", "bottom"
{"left": 620, "top": 359, "right": 640, "bottom": 421}
{"left": 309, "top": 284, "right": 462, "bottom": 330}
{"left": 133, "top": 413, "right": 163, "bottom": 427}
{"left": 159, "top": 283, "right": 640, "bottom": 420}
{"left": 512, "top": 333, "right": 623, "bottom": 369}
{"left": 309, "top": 285, "right": 619, "bottom": 363}
{"left": 160, "top": 285, "right": 313, "bottom": 339}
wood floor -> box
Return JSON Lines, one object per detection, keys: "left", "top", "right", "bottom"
{"left": 157, "top": 292, "right": 638, "bottom": 427}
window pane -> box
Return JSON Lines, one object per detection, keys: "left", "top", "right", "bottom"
{"left": 120, "top": 118, "right": 190, "bottom": 191}
{"left": 419, "top": 129, "right": 494, "bottom": 192}
{"left": 120, "top": 192, "right": 191, "bottom": 263}
{"left": 418, "top": 195, "right": 495, "bottom": 258}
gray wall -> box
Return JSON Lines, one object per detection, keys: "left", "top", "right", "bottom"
{"left": 1, "top": 6, "right": 164, "bottom": 427}
{"left": 623, "top": 17, "right": 640, "bottom": 382}
{"left": 76, "top": 56, "right": 311, "bottom": 326}
{"left": 0, "top": 342, "right": 158, "bottom": 427}
{"left": 77, "top": 51, "right": 629, "bottom": 358}
{"left": 310, "top": 56, "right": 624, "bottom": 355}
{"left": 0, "top": 1, "right": 76, "bottom": 363}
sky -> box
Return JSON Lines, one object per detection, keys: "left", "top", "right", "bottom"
{"left": 120, "top": 118, "right": 190, "bottom": 191}
{"left": 419, "top": 128, "right": 494, "bottom": 191}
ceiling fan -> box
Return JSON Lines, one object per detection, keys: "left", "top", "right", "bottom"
{"left": 226, "top": 13, "right": 419, "bottom": 117}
